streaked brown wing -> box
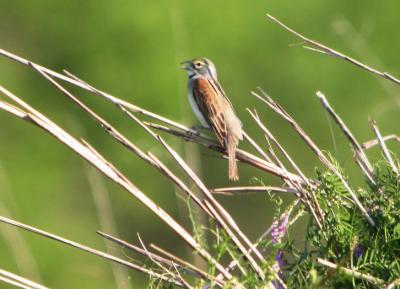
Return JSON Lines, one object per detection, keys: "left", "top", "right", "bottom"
{"left": 213, "top": 80, "right": 236, "bottom": 112}
{"left": 192, "top": 78, "right": 226, "bottom": 146}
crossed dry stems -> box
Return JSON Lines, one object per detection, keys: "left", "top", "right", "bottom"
{"left": 0, "top": 14, "right": 399, "bottom": 289}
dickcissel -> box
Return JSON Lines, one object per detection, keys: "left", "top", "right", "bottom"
{"left": 181, "top": 58, "right": 243, "bottom": 180}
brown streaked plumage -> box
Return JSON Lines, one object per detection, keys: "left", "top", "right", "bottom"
{"left": 181, "top": 58, "right": 243, "bottom": 180}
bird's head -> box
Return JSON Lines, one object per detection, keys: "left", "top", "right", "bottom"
{"left": 180, "top": 58, "right": 217, "bottom": 79}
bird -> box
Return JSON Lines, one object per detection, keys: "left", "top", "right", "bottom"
{"left": 181, "top": 58, "right": 243, "bottom": 181}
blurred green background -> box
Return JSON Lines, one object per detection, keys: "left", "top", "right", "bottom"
{"left": 0, "top": 1, "right": 399, "bottom": 288}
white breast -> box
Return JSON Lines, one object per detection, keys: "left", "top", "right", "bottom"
{"left": 188, "top": 88, "right": 210, "bottom": 128}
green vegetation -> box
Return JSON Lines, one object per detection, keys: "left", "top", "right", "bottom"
{"left": 285, "top": 161, "right": 400, "bottom": 288}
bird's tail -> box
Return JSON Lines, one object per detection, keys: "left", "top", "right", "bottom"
{"left": 227, "top": 133, "right": 239, "bottom": 181}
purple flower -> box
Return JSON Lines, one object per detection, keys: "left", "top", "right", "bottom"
{"left": 271, "top": 216, "right": 288, "bottom": 289}
{"left": 275, "top": 250, "right": 285, "bottom": 268}
{"left": 272, "top": 251, "right": 285, "bottom": 289}
{"left": 354, "top": 245, "right": 363, "bottom": 260}
{"left": 271, "top": 215, "right": 289, "bottom": 244}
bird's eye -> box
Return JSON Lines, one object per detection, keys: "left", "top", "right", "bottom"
{"left": 195, "top": 62, "right": 202, "bottom": 67}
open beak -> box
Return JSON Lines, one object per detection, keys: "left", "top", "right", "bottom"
{"left": 180, "top": 61, "right": 192, "bottom": 70}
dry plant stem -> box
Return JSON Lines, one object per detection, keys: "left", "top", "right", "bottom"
{"left": 266, "top": 15, "right": 400, "bottom": 86}
{"left": 172, "top": 265, "right": 193, "bottom": 289}
{"left": 247, "top": 108, "right": 324, "bottom": 229}
{"left": 362, "top": 134, "right": 400, "bottom": 150}
{"left": 98, "top": 231, "right": 182, "bottom": 269}
{"left": 158, "top": 138, "right": 266, "bottom": 280}
{"left": 252, "top": 90, "right": 375, "bottom": 227}
{"left": 242, "top": 130, "right": 274, "bottom": 163}
{"left": 264, "top": 135, "right": 288, "bottom": 174}
{"left": 64, "top": 69, "right": 197, "bottom": 133}
{"left": 0, "top": 87, "right": 236, "bottom": 283}
{"left": 317, "top": 258, "right": 385, "bottom": 286}
{"left": 149, "top": 243, "right": 222, "bottom": 287}
{"left": 317, "top": 91, "right": 375, "bottom": 183}
{"left": 115, "top": 95, "right": 294, "bottom": 189}
{"left": 247, "top": 109, "right": 310, "bottom": 186}
{"left": 146, "top": 152, "right": 212, "bottom": 216}
{"left": 28, "top": 62, "right": 156, "bottom": 167}
{"left": 0, "top": 269, "right": 48, "bottom": 289}
{"left": 0, "top": 216, "right": 185, "bottom": 288}
{"left": 136, "top": 234, "right": 194, "bottom": 289}
{"left": 0, "top": 48, "right": 194, "bottom": 134}
{"left": 370, "top": 119, "right": 399, "bottom": 175}
{"left": 173, "top": 266, "right": 193, "bottom": 289}
{"left": 211, "top": 186, "right": 298, "bottom": 196}
{"left": 0, "top": 275, "right": 32, "bottom": 289}
{"left": 146, "top": 122, "right": 305, "bottom": 184}
{"left": 97, "top": 231, "right": 215, "bottom": 285}
{"left": 248, "top": 109, "right": 315, "bottom": 209}
{"left": 386, "top": 278, "right": 400, "bottom": 289}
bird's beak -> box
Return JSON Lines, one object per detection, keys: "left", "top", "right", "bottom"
{"left": 180, "top": 61, "right": 192, "bottom": 71}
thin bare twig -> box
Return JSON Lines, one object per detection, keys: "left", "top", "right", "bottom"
{"left": 242, "top": 131, "right": 274, "bottom": 163}
{"left": 252, "top": 90, "right": 375, "bottom": 227}
{"left": 385, "top": 278, "right": 400, "bottom": 289}
{"left": 362, "top": 134, "right": 400, "bottom": 150}
{"left": 146, "top": 152, "right": 212, "bottom": 216}
{"left": 247, "top": 108, "right": 324, "bottom": 229}
{"left": 0, "top": 275, "right": 32, "bottom": 289}
{"left": 145, "top": 122, "right": 305, "bottom": 184}
{"left": 370, "top": 119, "right": 399, "bottom": 175}
{"left": 149, "top": 243, "right": 221, "bottom": 287}
{"left": 247, "top": 107, "right": 324, "bottom": 227}
{"left": 247, "top": 108, "right": 311, "bottom": 187}
{"left": 0, "top": 268, "right": 48, "bottom": 289}
{"left": 0, "top": 215, "right": 185, "bottom": 287}
{"left": 97, "top": 231, "right": 215, "bottom": 285}
{"left": 266, "top": 14, "right": 400, "bottom": 86}
{"left": 317, "top": 258, "right": 385, "bottom": 286}
{"left": 157, "top": 137, "right": 265, "bottom": 279}
{"left": 136, "top": 234, "right": 193, "bottom": 289}
{"left": 211, "top": 186, "right": 298, "bottom": 196}
{"left": 317, "top": 91, "right": 375, "bottom": 184}
{"left": 0, "top": 48, "right": 194, "bottom": 133}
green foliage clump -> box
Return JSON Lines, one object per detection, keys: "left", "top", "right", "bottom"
{"left": 284, "top": 161, "right": 400, "bottom": 289}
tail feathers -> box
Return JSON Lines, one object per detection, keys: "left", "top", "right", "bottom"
{"left": 227, "top": 133, "right": 239, "bottom": 181}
